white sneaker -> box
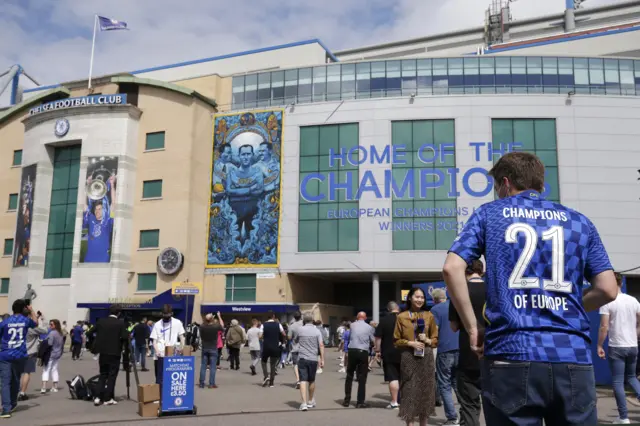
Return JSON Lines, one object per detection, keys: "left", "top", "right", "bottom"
{"left": 93, "top": 398, "right": 101, "bottom": 406}
{"left": 386, "top": 402, "right": 399, "bottom": 409}
{"left": 299, "top": 403, "right": 308, "bottom": 411}
{"left": 613, "top": 418, "right": 631, "bottom": 424}
{"left": 40, "top": 388, "right": 46, "bottom": 394}
{"left": 307, "top": 399, "right": 316, "bottom": 408}
{"left": 338, "top": 368, "right": 345, "bottom": 373}
{"left": 51, "top": 388, "right": 58, "bottom": 393}
{"left": 317, "top": 368, "right": 323, "bottom": 374}
{"left": 104, "top": 399, "right": 118, "bottom": 406}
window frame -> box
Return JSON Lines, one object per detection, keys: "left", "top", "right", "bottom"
{"left": 137, "top": 273, "right": 157, "bottom": 292}
{"left": 139, "top": 229, "right": 160, "bottom": 249}
{"left": 145, "top": 131, "right": 166, "bottom": 151}
{"left": 3, "top": 239, "right": 13, "bottom": 256}
{"left": 8, "top": 193, "right": 18, "bottom": 211}
{"left": 0, "top": 278, "right": 8, "bottom": 295}
{"left": 142, "top": 179, "right": 163, "bottom": 199}
{"left": 224, "top": 274, "right": 257, "bottom": 302}
{"left": 12, "top": 150, "right": 22, "bottom": 166}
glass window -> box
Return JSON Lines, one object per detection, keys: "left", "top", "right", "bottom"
{"left": 145, "top": 132, "right": 165, "bottom": 150}
{"left": 341, "top": 64, "right": 356, "bottom": 100}
{"left": 284, "top": 69, "right": 298, "bottom": 103}
{"left": 244, "top": 74, "right": 258, "bottom": 107}
{"left": 225, "top": 274, "right": 256, "bottom": 302}
{"left": 371, "top": 62, "right": 386, "bottom": 96}
{"left": 298, "top": 68, "right": 312, "bottom": 103}
{"left": 44, "top": 145, "right": 81, "bottom": 279}
{"left": 3, "top": 239, "right": 12, "bottom": 256}
{"left": 417, "top": 59, "right": 432, "bottom": 94}
{"left": 12, "top": 150, "right": 22, "bottom": 166}
{"left": 401, "top": 60, "right": 417, "bottom": 95}
{"left": 491, "top": 119, "right": 559, "bottom": 202}
{"left": 326, "top": 65, "right": 341, "bottom": 101}
{"left": 386, "top": 60, "right": 401, "bottom": 96}
{"left": 231, "top": 76, "right": 244, "bottom": 108}
{"left": 8, "top": 193, "right": 18, "bottom": 210}
{"left": 0, "top": 278, "right": 8, "bottom": 294}
{"left": 271, "top": 71, "right": 285, "bottom": 104}
{"left": 356, "top": 62, "right": 371, "bottom": 98}
{"left": 142, "top": 180, "right": 163, "bottom": 199}
{"left": 299, "top": 123, "right": 359, "bottom": 252}
{"left": 312, "top": 67, "right": 326, "bottom": 102}
{"left": 137, "top": 273, "right": 157, "bottom": 292}
{"left": 391, "top": 119, "right": 457, "bottom": 251}
{"left": 139, "top": 229, "right": 160, "bottom": 248}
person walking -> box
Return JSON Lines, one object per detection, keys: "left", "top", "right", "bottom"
{"left": 70, "top": 321, "right": 84, "bottom": 361}
{"left": 430, "top": 288, "right": 460, "bottom": 425}
{"left": 444, "top": 151, "right": 618, "bottom": 425}
{"left": 40, "top": 319, "right": 64, "bottom": 393}
{"left": 394, "top": 288, "right": 438, "bottom": 426}
{"left": 342, "top": 311, "right": 374, "bottom": 408}
{"left": 18, "top": 319, "right": 47, "bottom": 401}
{"left": 296, "top": 312, "right": 325, "bottom": 411}
{"left": 92, "top": 305, "right": 129, "bottom": 406}
{"left": 132, "top": 318, "right": 150, "bottom": 372}
{"left": 0, "top": 299, "right": 38, "bottom": 418}
{"left": 288, "top": 311, "right": 303, "bottom": 388}
{"left": 449, "top": 260, "right": 486, "bottom": 426}
{"left": 375, "top": 301, "right": 401, "bottom": 410}
{"left": 260, "top": 312, "right": 285, "bottom": 388}
{"left": 61, "top": 321, "right": 68, "bottom": 353}
{"left": 225, "top": 320, "right": 244, "bottom": 371}
{"left": 598, "top": 273, "right": 640, "bottom": 424}
{"left": 199, "top": 312, "right": 224, "bottom": 388}
{"left": 246, "top": 319, "right": 261, "bottom": 376}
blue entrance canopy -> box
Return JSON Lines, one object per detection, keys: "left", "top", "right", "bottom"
{"left": 77, "top": 289, "right": 194, "bottom": 324}
{"left": 201, "top": 303, "right": 299, "bottom": 315}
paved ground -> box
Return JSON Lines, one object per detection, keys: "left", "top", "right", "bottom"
{"left": 2, "top": 348, "right": 638, "bottom": 425}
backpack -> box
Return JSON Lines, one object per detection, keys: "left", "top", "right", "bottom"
{"left": 66, "top": 375, "right": 91, "bottom": 401}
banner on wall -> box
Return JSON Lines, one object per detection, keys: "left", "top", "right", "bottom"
{"left": 206, "top": 110, "right": 283, "bottom": 268}
{"left": 13, "top": 164, "right": 37, "bottom": 267}
{"left": 80, "top": 156, "right": 118, "bottom": 263}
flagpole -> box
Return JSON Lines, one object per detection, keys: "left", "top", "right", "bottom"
{"left": 88, "top": 14, "right": 98, "bottom": 89}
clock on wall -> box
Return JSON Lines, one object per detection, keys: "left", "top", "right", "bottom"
{"left": 157, "top": 247, "right": 183, "bottom": 275}
{"left": 54, "top": 119, "right": 70, "bottom": 137}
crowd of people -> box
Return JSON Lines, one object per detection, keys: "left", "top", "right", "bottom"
{"left": 0, "top": 152, "right": 637, "bottom": 426}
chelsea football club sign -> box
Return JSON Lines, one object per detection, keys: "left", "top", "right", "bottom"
{"left": 29, "top": 94, "right": 127, "bottom": 116}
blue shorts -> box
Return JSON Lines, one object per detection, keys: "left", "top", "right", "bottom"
{"left": 298, "top": 358, "right": 318, "bottom": 383}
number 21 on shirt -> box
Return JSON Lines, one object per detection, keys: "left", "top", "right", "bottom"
{"left": 505, "top": 223, "right": 572, "bottom": 294}
{"left": 7, "top": 328, "right": 24, "bottom": 349}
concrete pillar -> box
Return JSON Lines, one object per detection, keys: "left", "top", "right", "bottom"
{"left": 373, "top": 273, "right": 380, "bottom": 323}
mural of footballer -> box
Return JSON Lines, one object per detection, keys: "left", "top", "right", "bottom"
{"left": 81, "top": 166, "right": 117, "bottom": 263}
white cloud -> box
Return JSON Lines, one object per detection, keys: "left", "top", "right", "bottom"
{"left": 1, "top": 0, "right": 620, "bottom": 85}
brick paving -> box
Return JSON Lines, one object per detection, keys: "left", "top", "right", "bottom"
{"left": 1, "top": 348, "right": 635, "bottom": 425}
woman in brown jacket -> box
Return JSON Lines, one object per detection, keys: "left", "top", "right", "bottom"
{"left": 394, "top": 288, "right": 439, "bottom": 426}
{"left": 226, "top": 319, "right": 245, "bottom": 370}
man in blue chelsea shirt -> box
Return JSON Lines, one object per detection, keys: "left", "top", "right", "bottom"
{"left": 443, "top": 152, "right": 618, "bottom": 426}
{"left": 82, "top": 175, "right": 116, "bottom": 263}
{"left": 0, "top": 299, "right": 38, "bottom": 418}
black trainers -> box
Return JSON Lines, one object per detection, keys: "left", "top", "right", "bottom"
{"left": 342, "top": 400, "right": 350, "bottom": 407}
{"left": 0, "top": 412, "right": 10, "bottom": 419}
{"left": 295, "top": 382, "right": 300, "bottom": 389}
{"left": 262, "top": 377, "right": 269, "bottom": 387}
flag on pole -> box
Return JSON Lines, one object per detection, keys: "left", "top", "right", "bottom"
{"left": 98, "top": 16, "right": 128, "bottom": 31}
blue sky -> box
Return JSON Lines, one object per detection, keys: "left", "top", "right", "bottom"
{"left": 1, "top": 0, "right": 618, "bottom": 85}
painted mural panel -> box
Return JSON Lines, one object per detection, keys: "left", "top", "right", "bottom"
{"left": 207, "top": 110, "right": 283, "bottom": 267}
{"left": 80, "top": 156, "right": 118, "bottom": 263}
{"left": 13, "top": 164, "right": 36, "bottom": 267}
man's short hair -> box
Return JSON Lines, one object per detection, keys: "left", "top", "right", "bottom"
{"left": 267, "top": 311, "right": 276, "bottom": 319}
{"left": 615, "top": 272, "right": 624, "bottom": 287}
{"left": 109, "top": 304, "right": 122, "bottom": 316}
{"left": 431, "top": 288, "right": 447, "bottom": 302}
{"left": 387, "top": 301, "right": 399, "bottom": 312}
{"left": 162, "top": 304, "right": 173, "bottom": 315}
{"left": 466, "top": 260, "right": 484, "bottom": 276}
{"left": 488, "top": 152, "right": 545, "bottom": 193}
{"left": 12, "top": 299, "right": 26, "bottom": 314}
{"left": 302, "top": 313, "right": 314, "bottom": 324}
{"left": 239, "top": 144, "right": 254, "bottom": 154}
{"left": 293, "top": 311, "right": 302, "bottom": 321}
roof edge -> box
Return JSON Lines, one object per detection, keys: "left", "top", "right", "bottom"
{"left": 0, "top": 87, "right": 71, "bottom": 126}
{"left": 110, "top": 76, "right": 217, "bottom": 108}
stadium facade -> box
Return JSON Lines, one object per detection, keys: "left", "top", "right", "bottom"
{"left": 0, "top": 0, "right": 639, "bottom": 326}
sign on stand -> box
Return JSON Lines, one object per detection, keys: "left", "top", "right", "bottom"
{"left": 160, "top": 356, "right": 196, "bottom": 416}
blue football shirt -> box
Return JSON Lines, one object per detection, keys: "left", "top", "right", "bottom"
{"left": 449, "top": 190, "right": 613, "bottom": 364}
{"left": 0, "top": 315, "right": 37, "bottom": 361}
{"left": 83, "top": 213, "right": 113, "bottom": 262}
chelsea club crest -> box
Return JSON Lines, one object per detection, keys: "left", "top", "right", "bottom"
{"left": 54, "top": 119, "right": 70, "bottom": 137}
